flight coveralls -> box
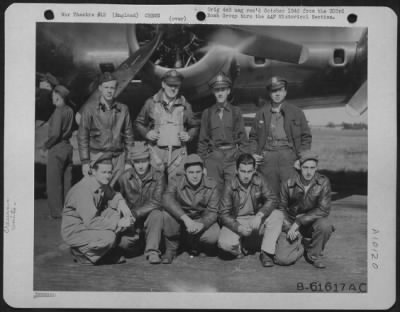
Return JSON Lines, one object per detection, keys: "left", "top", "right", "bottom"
{"left": 274, "top": 172, "right": 335, "bottom": 265}
{"left": 162, "top": 175, "right": 220, "bottom": 255}
{"left": 118, "top": 167, "right": 166, "bottom": 256}
{"left": 43, "top": 104, "right": 74, "bottom": 218}
{"left": 249, "top": 101, "right": 312, "bottom": 195}
{"left": 218, "top": 172, "right": 282, "bottom": 256}
{"left": 198, "top": 102, "right": 249, "bottom": 192}
{"left": 135, "top": 90, "right": 199, "bottom": 181}
{"left": 78, "top": 100, "right": 135, "bottom": 187}
{"left": 61, "top": 176, "right": 137, "bottom": 264}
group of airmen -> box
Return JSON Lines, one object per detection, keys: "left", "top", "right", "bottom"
{"left": 39, "top": 69, "right": 335, "bottom": 269}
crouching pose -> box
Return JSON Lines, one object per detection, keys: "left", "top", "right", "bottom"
{"left": 118, "top": 144, "right": 166, "bottom": 264}
{"left": 61, "top": 153, "right": 136, "bottom": 265}
{"left": 274, "top": 151, "right": 335, "bottom": 269}
{"left": 162, "top": 154, "right": 220, "bottom": 264}
{"left": 218, "top": 153, "right": 282, "bottom": 267}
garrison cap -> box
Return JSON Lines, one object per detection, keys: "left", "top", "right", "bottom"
{"left": 183, "top": 154, "right": 204, "bottom": 168}
{"left": 266, "top": 76, "right": 287, "bottom": 91}
{"left": 129, "top": 144, "right": 150, "bottom": 161}
{"left": 53, "top": 85, "right": 70, "bottom": 100}
{"left": 40, "top": 72, "right": 59, "bottom": 86}
{"left": 162, "top": 70, "right": 184, "bottom": 86}
{"left": 99, "top": 72, "right": 117, "bottom": 84}
{"left": 299, "top": 151, "right": 319, "bottom": 165}
{"left": 90, "top": 152, "right": 113, "bottom": 168}
{"left": 209, "top": 72, "right": 232, "bottom": 89}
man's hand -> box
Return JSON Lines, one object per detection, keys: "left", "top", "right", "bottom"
{"left": 238, "top": 224, "right": 252, "bottom": 237}
{"left": 39, "top": 148, "right": 48, "bottom": 159}
{"left": 253, "top": 154, "right": 264, "bottom": 166}
{"left": 287, "top": 222, "right": 300, "bottom": 241}
{"left": 116, "top": 217, "right": 131, "bottom": 233}
{"left": 82, "top": 163, "right": 90, "bottom": 176}
{"left": 178, "top": 131, "right": 190, "bottom": 143}
{"left": 181, "top": 215, "right": 204, "bottom": 234}
{"left": 249, "top": 214, "right": 263, "bottom": 230}
{"left": 146, "top": 130, "right": 160, "bottom": 142}
{"left": 117, "top": 200, "right": 134, "bottom": 222}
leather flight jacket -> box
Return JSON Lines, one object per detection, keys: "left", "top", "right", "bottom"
{"left": 162, "top": 175, "right": 219, "bottom": 230}
{"left": 78, "top": 100, "right": 135, "bottom": 163}
{"left": 219, "top": 172, "right": 278, "bottom": 233}
{"left": 279, "top": 172, "right": 331, "bottom": 227}
{"left": 249, "top": 101, "right": 312, "bottom": 157}
{"left": 118, "top": 167, "right": 165, "bottom": 219}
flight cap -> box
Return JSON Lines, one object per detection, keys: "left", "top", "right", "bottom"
{"left": 266, "top": 76, "right": 287, "bottom": 91}
{"left": 40, "top": 72, "right": 59, "bottom": 86}
{"left": 209, "top": 72, "right": 232, "bottom": 89}
{"left": 129, "top": 144, "right": 151, "bottom": 161}
{"left": 90, "top": 152, "right": 113, "bottom": 168}
{"left": 183, "top": 154, "right": 204, "bottom": 169}
{"left": 99, "top": 72, "right": 117, "bottom": 84}
{"left": 53, "top": 85, "right": 70, "bottom": 100}
{"left": 162, "top": 70, "right": 184, "bottom": 86}
{"left": 299, "top": 151, "right": 319, "bottom": 165}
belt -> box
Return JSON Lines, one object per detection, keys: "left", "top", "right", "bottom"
{"left": 216, "top": 144, "right": 236, "bottom": 150}
{"left": 157, "top": 145, "right": 182, "bottom": 151}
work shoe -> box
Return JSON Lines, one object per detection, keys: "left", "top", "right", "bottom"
{"left": 146, "top": 251, "right": 162, "bottom": 264}
{"left": 304, "top": 251, "right": 326, "bottom": 269}
{"left": 162, "top": 252, "right": 175, "bottom": 264}
{"left": 70, "top": 248, "right": 93, "bottom": 265}
{"left": 236, "top": 252, "right": 245, "bottom": 259}
{"left": 259, "top": 251, "right": 275, "bottom": 267}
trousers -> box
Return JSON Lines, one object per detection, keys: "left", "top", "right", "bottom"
{"left": 258, "top": 148, "right": 297, "bottom": 195}
{"left": 204, "top": 147, "right": 237, "bottom": 193}
{"left": 47, "top": 142, "right": 73, "bottom": 218}
{"left": 150, "top": 146, "right": 187, "bottom": 182}
{"left": 162, "top": 211, "right": 220, "bottom": 253}
{"left": 218, "top": 210, "right": 284, "bottom": 256}
{"left": 274, "top": 217, "right": 335, "bottom": 265}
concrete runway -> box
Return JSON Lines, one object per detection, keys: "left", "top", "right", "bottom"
{"left": 33, "top": 194, "right": 367, "bottom": 293}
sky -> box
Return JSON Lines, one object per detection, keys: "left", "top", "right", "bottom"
{"left": 304, "top": 107, "right": 368, "bottom": 126}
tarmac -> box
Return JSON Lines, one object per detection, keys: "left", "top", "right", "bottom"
{"left": 34, "top": 194, "right": 367, "bottom": 293}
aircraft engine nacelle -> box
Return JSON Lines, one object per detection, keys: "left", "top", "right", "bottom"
{"left": 126, "top": 25, "right": 238, "bottom": 100}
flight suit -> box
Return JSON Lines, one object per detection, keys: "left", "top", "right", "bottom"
{"left": 249, "top": 101, "right": 312, "bottom": 195}
{"left": 43, "top": 104, "right": 74, "bottom": 218}
{"left": 78, "top": 100, "right": 135, "bottom": 187}
{"left": 274, "top": 172, "right": 335, "bottom": 265}
{"left": 135, "top": 90, "right": 199, "bottom": 180}
{"left": 118, "top": 167, "right": 165, "bottom": 256}
{"left": 61, "top": 176, "right": 137, "bottom": 264}
{"left": 198, "top": 102, "right": 249, "bottom": 192}
{"left": 162, "top": 174, "right": 220, "bottom": 255}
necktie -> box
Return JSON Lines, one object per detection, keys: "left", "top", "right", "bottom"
{"left": 218, "top": 106, "right": 224, "bottom": 120}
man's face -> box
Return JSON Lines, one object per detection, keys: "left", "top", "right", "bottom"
{"left": 162, "top": 81, "right": 180, "bottom": 99}
{"left": 269, "top": 86, "right": 287, "bottom": 104}
{"left": 99, "top": 80, "right": 117, "bottom": 101}
{"left": 52, "top": 91, "right": 65, "bottom": 107}
{"left": 185, "top": 165, "right": 203, "bottom": 186}
{"left": 237, "top": 163, "right": 255, "bottom": 185}
{"left": 92, "top": 164, "right": 113, "bottom": 185}
{"left": 133, "top": 158, "right": 150, "bottom": 176}
{"left": 300, "top": 160, "right": 318, "bottom": 181}
{"left": 213, "top": 86, "right": 230, "bottom": 104}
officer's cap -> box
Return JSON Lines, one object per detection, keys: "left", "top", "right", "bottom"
{"left": 266, "top": 76, "right": 287, "bottom": 91}
{"left": 183, "top": 154, "right": 204, "bottom": 169}
{"left": 99, "top": 72, "right": 117, "bottom": 84}
{"left": 90, "top": 152, "right": 113, "bottom": 168}
{"left": 40, "top": 72, "right": 59, "bottom": 86}
{"left": 209, "top": 72, "right": 232, "bottom": 89}
{"left": 162, "top": 70, "right": 184, "bottom": 86}
{"left": 129, "top": 144, "right": 150, "bottom": 161}
{"left": 299, "top": 151, "right": 319, "bottom": 165}
{"left": 53, "top": 85, "right": 70, "bottom": 100}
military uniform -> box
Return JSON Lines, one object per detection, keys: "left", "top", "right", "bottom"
{"left": 78, "top": 72, "right": 135, "bottom": 187}
{"left": 198, "top": 72, "right": 249, "bottom": 192}
{"left": 61, "top": 154, "right": 137, "bottom": 265}
{"left": 162, "top": 155, "right": 220, "bottom": 262}
{"left": 134, "top": 70, "right": 199, "bottom": 180}
{"left": 249, "top": 77, "right": 312, "bottom": 195}
{"left": 218, "top": 172, "right": 282, "bottom": 258}
{"left": 42, "top": 85, "right": 74, "bottom": 218}
{"left": 118, "top": 145, "right": 166, "bottom": 261}
{"left": 274, "top": 152, "right": 335, "bottom": 268}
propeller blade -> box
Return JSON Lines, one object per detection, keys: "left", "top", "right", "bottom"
{"left": 346, "top": 81, "right": 367, "bottom": 116}
{"left": 207, "top": 26, "right": 307, "bottom": 64}
{"left": 77, "top": 30, "right": 163, "bottom": 121}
